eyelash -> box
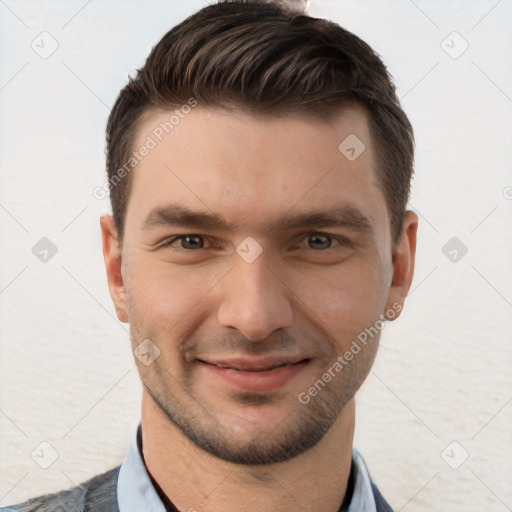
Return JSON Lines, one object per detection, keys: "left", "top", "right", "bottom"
{"left": 159, "top": 233, "right": 348, "bottom": 251}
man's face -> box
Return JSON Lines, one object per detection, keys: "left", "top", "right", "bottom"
{"left": 104, "top": 105, "right": 413, "bottom": 465}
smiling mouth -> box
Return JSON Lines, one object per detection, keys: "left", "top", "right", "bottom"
{"left": 197, "top": 357, "right": 311, "bottom": 392}
{"left": 198, "top": 359, "right": 309, "bottom": 372}
{"left": 198, "top": 358, "right": 309, "bottom": 373}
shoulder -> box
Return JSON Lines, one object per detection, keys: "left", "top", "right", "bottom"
{"left": 1, "top": 465, "right": 121, "bottom": 512}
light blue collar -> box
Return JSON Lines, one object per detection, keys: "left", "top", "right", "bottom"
{"left": 117, "top": 423, "right": 166, "bottom": 512}
{"left": 348, "top": 450, "right": 377, "bottom": 512}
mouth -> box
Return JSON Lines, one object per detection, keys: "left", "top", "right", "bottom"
{"left": 197, "top": 357, "right": 311, "bottom": 392}
{"left": 198, "top": 357, "right": 309, "bottom": 371}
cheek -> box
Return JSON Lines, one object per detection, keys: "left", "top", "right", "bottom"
{"left": 294, "top": 259, "right": 387, "bottom": 339}
{"left": 125, "top": 258, "right": 228, "bottom": 333}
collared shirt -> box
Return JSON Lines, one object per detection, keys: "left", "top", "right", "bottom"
{"left": 117, "top": 423, "right": 378, "bottom": 512}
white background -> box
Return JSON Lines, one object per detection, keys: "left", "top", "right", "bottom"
{"left": 1, "top": 1, "right": 511, "bottom": 510}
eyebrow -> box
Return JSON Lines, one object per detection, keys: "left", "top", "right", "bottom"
{"left": 142, "top": 204, "right": 375, "bottom": 235}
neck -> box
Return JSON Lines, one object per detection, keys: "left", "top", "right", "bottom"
{"left": 140, "top": 391, "right": 355, "bottom": 512}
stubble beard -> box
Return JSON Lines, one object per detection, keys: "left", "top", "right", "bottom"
{"left": 140, "top": 355, "right": 367, "bottom": 465}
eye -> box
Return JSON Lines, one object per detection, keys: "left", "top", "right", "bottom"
{"left": 301, "top": 232, "right": 344, "bottom": 250}
{"left": 158, "top": 232, "right": 347, "bottom": 253}
{"left": 160, "top": 234, "right": 210, "bottom": 250}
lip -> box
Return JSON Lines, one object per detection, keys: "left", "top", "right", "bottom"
{"left": 198, "top": 357, "right": 310, "bottom": 392}
{"left": 198, "top": 356, "right": 308, "bottom": 372}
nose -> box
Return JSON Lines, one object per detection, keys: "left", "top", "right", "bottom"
{"left": 217, "top": 252, "right": 294, "bottom": 341}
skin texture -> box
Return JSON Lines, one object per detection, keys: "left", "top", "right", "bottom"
{"left": 101, "top": 104, "right": 418, "bottom": 512}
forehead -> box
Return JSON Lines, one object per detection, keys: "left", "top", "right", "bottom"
{"left": 124, "top": 105, "right": 388, "bottom": 239}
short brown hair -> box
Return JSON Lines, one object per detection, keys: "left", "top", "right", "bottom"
{"left": 106, "top": 0, "right": 414, "bottom": 245}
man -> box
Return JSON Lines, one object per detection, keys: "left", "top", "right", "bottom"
{"left": 4, "top": 0, "right": 417, "bottom": 510}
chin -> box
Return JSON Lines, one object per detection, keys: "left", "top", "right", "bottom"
{"left": 221, "top": 402, "right": 292, "bottom": 434}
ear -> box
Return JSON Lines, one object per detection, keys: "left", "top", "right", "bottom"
{"left": 384, "top": 210, "right": 418, "bottom": 320}
{"left": 100, "top": 214, "right": 129, "bottom": 323}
